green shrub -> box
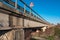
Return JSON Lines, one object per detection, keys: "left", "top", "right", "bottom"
{"left": 30, "top": 38, "right": 37, "bottom": 40}
{"left": 46, "top": 36, "right": 54, "bottom": 40}
{"left": 54, "top": 27, "right": 60, "bottom": 37}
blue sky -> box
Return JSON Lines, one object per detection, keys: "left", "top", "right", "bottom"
{"left": 12, "top": 0, "right": 60, "bottom": 24}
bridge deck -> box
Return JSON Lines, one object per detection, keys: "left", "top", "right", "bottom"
{"left": 0, "top": 2, "right": 47, "bottom": 24}
{"left": 0, "top": 2, "right": 51, "bottom": 30}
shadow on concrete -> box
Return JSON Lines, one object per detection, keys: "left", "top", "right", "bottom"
{"left": 0, "top": 30, "right": 11, "bottom": 36}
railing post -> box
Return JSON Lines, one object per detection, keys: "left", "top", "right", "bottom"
{"left": 24, "top": 5, "right": 26, "bottom": 15}
{"left": 15, "top": 0, "right": 18, "bottom": 9}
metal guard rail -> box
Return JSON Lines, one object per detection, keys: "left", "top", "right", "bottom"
{"left": 0, "top": 0, "right": 50, "bottom": 24}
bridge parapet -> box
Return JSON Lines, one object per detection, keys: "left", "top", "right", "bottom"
{"left": 0, "top": 0, "right": 52, "bottom": 29}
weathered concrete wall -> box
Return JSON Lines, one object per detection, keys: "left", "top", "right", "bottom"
{"left": 0, "top": 13, "right": 48, "bottom": 28}
{"left": 0, "top": 13, "right": 9, "bottom": 27}
{"left": 0, "top": 30, "right": 14, "bottom": 40}
{"left": 9, "top": 15, "right": 47, "bottom": 28}
{"left": 13, "top": 16, "right": 17, "bottom": 26}
{"left": 12, "top": 17, "right": 24, "bottom": 27}
{"left": 0, "top": 29, "right": 25, "bottom": 40}
{"left": 24, "top": 19, "right": 48, "bottom": 27}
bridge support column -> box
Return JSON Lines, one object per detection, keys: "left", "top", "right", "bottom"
{"left": 13, "top": 29, "right": 25, "bottom": 40}
{"left": 20, "top": 29, "right": 25, "bottom": 40}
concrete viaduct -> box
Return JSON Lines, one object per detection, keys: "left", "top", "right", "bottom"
{"left": 0, "top": 0, "right": 52, "bottom": 40}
